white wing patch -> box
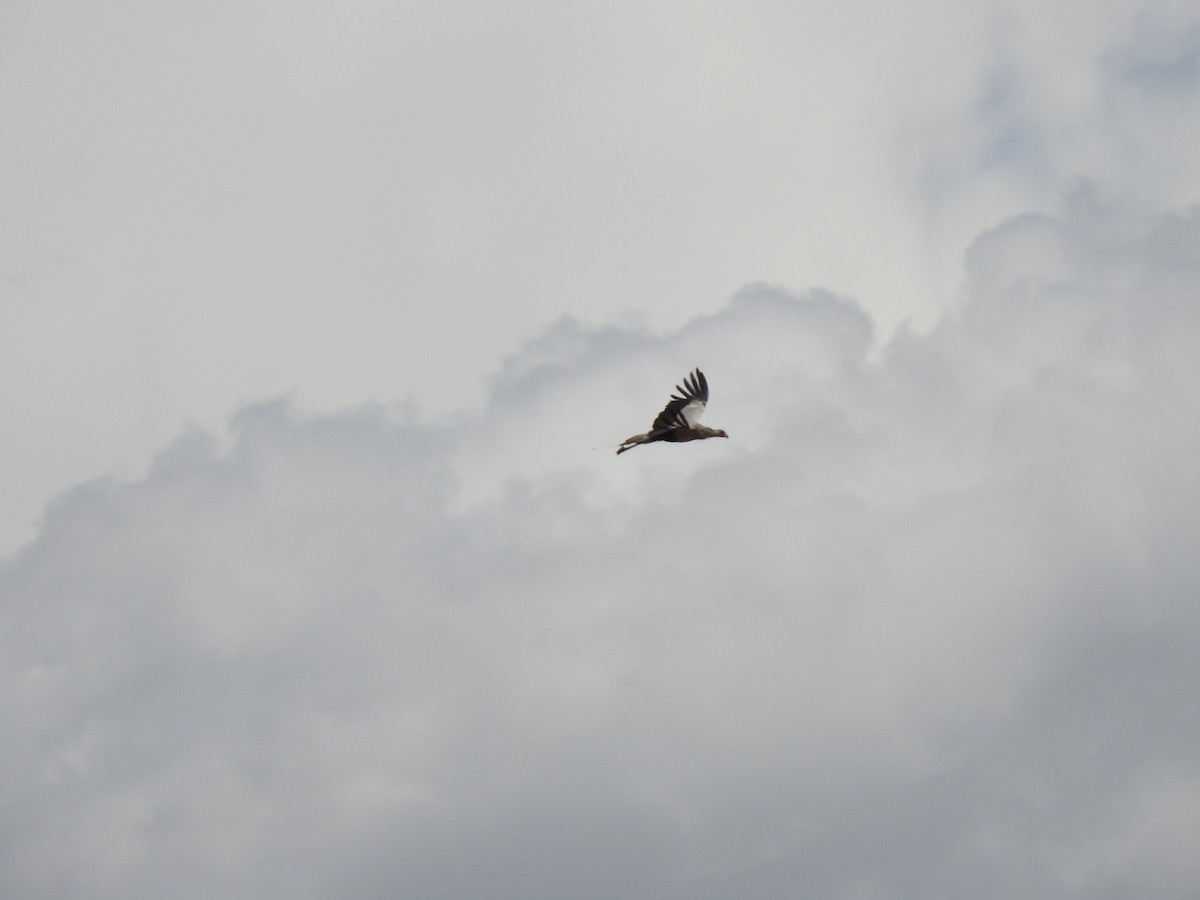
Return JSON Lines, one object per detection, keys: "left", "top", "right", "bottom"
{"left": 681, "top": 398, "right": 707, "bottom": 427}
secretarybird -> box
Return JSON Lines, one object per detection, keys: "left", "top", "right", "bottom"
{"left": 616, "top": 369, "right": 728, "bottom": 455}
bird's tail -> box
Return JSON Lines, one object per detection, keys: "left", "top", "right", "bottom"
{"left": 616, "top": 433, "right": 650, "bottom": 455}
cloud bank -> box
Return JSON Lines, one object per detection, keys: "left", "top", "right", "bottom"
{"left": 4, "top": 0, "right": 1198, "bottom": 558}
{"left": 3, "top": 194, "right": 1199, "bottom": 898}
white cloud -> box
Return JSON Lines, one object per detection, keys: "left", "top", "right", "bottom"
{"left": 3, "top": 193, "right": 1198, "bottom": 898}
{"left": 5, "top": 0, "right": 1199, "bottom": 556}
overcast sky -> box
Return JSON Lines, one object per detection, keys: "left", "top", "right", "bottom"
{"left": 3, "top": 1, "right": 1199, "bottom": 897}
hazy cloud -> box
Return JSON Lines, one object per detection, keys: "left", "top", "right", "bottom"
{"left": 5, "top": 0, "right": 1199, "bottom": 555}
{"left": 3, "top": 193, "right": 1198, "bottom": 898}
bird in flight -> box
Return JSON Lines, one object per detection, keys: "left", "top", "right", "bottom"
{"left": 616, "top": 368, "right": 729, "bottom": 454}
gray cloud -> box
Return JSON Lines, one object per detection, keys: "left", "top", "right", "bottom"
{"left": 6, "top": 1, "right": 1199, "bottom": 558}
{"left": 3, "top": 194, "right": 1198, "bottom": 898}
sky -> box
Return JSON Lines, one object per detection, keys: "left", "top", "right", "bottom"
{"left": 2, "top": 1, "right": 1199, "bottom": 897}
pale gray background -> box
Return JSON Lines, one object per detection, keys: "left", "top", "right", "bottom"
{"left": 3, "top": 1, "right": 1198, "bottom": 897}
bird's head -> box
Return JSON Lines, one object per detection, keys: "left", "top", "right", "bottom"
{"left": 716, "top": 429, "right": 729, "bottom": 438}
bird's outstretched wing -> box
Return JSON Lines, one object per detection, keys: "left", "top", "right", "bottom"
{"left": 650, "top": 369, "right": 708, "bottom": 432}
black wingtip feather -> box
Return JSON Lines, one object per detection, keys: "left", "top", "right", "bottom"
{"left": 673, "top": 369, "right": 707, "bottom": 402}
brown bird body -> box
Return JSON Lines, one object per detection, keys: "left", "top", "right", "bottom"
{"left": 616, "top": 369, "right": 729, "bottom": 454}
